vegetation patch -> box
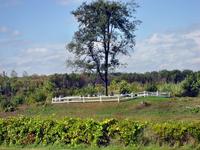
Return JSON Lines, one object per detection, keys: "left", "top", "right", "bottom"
{"left": 0, "top": 117, "right": 200, "bottom": 148}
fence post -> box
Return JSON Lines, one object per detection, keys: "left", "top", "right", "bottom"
{"left": 157, "top": 91, "right": 159, "bottom": 96}
{"left": 59, "top": 96, "right": 61, "bottom": 102}
{"left": 144, "top": 91, "right": 146, "bottom": 97}
{"left": 118, "top": 95, "right": 120, "bottom": 103}
{"left": 131, "top": 93, "right": 133, "bottom": 98}
{"left": 100, "top": 95, "right": 102, "bottom": 103}
{"left": 83, "top": 96, "right": 85, "bottom": 103}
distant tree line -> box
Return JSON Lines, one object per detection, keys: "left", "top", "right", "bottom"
{"left": 0, "top": 69, "right": 199, "bottom": 112}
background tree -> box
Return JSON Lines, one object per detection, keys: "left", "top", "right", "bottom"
{"left": 22, "top": 71, "right": 28, "bottom": 77}
{"left": 67, "top": 0, "right": 140, "bottom": 95}
{"left": 10, "top": 70, "right": 18, "bottom": 78}
{"left": 181, "top": 73, "right": 200, "bottom": 97}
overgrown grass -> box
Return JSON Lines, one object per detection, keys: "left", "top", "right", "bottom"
{"left": 1, "top": 97, "right": 200, "bottom": 122}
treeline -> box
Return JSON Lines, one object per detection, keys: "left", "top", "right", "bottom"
{"left": 112, "top": 70, "right": 193, "bottom": 84}
{"left": 0, "top": 70, "right": 200, "bottom": 112}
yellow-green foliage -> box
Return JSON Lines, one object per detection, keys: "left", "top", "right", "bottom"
{"left": 0, "top": 117, "right": 145, "bottom": 146}
{"left": 152, "top": 122, "right": 200, "bottom": 146}
{"left": 1, "top": 117, "right": 200, "bottom": 147}
{"left": 157, "top": 83, "right": 183, "bottom": 97}
{"left": 109, "top": 80, "right": 144, "bottom": 94}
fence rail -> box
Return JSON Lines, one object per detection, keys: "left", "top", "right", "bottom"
{"left": 52, "top": 91, "right": 170, "bottom": 104}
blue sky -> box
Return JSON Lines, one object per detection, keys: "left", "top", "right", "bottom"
{"left": 0, "top": 0, "right": 200, "bottom": 76}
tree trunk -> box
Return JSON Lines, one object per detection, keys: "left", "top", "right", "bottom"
{"left": 105, "top": 16, "right": 111, "bottom": 96}
{"left": 105, "top": 71, "right": 108, "bottom": 96}
{"left": 105, "top": 51, "right": 108, "bottom": 96}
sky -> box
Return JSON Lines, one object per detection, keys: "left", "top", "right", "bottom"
{"left": 0, "top": 0, "right": 200, "bottom": 76}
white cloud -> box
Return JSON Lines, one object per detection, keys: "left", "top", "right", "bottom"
{"left": 1, "top": 25, "right": 200, "bottom": 76}
{"left": 26, "top": 48, "right": 48, "bottom": 53}
{"left": 0, "top": 43, "right": 72, "bottom": 76}
{"left": 119, "top": 27, "right": 200, "bottom": 72}
{"left": 0, "top": 26, "right": 22, "bottom": 37}
{"left": 56, "top": 0, "right": 90, "bottom": 6}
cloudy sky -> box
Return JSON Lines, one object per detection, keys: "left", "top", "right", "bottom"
{"left": 0, "top": 0, "right": 200, "bottom": 76}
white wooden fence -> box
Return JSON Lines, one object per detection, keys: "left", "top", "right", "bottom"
{"left": 52, "top": 91, "right": 170, "bottom": 104}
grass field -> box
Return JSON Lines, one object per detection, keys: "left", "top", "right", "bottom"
{"left": 1, "top": 96, "right": 200, "bottom": 122}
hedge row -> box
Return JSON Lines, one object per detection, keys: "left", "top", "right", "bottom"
{"left": 0, "top": 117, "right": 200, "bottom": 147}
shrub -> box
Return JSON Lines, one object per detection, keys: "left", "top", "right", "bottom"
{"left": 12, "top": 94, "right": 25, "bottom": 105}
{"left": 181, "top": 73, "right": 200, "bottom": 97}
{"left": 158, "top": 83, "right": 183, "bottom": 97}
{"left": 0, "top": 98, "right": 15, "bottom": 112}
{"left": 117, "top": 120, "right": 145, "bottom": 145}
{"left": 0, "top": 117, "right": 145, "bottom": 146}
{"left": 77, "top": 86, "right": 98, "bottom": 96}
{"left": 1, "top": 117, "right": 200, "bottom": 147}
{"left": 27, "top": 89, "right": 47, "bottom": 104}
{"left": 145, "top": 84, "right": 158, "bottom": 92}
{"left": 129, "top": 82, "right": 145, "bottom": 92}
{"left": 119, "top": 80, "right": 131, "bottom": 94}
{"left": 152, "top": 122, "right": 200, "bottom": 146}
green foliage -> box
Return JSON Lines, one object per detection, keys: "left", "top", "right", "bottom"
{"left": 109, "top": 80, "right": 119, "bottom": 94}
{"left": 119, "top": 80, "right": 131, "bottom": 94}
{"left": 182, "top": 73, "right": 200, "bottom": 97}
{"left": 186, "top": 106, "right": 200, "bottom": 114}
{"left": 117, "top": 120, "right": 145, "bottom": 146}
{"left": 29, "top": 89, "right": 47, "bottom": 103}
{"left": 129, "top": 82, "right": 145, "bottom": 93}
{"left": 34, "top": 90, "right": 47, "bottom": 103}
{"left": 145, "top": 84, "right": 158, "bottom": 92}
{"left": 0, "top": 98, "right": 15, "bottom": 112}
{"left": 158, "top": 83, "right": 183, "bottom": 97}
{"left": 0, "top": 69, "right": 199, "bottom": 111}
{"left": 95, "top": 84, "right": 104, "bottom": 95}
{"left": 12, "top": 94, "right": 25, "bottom": 106}
{"left": 1, "top": 117, "right": 200, "bottom": 147}
{"left": 0, "top": 117, "right": 144, "bottom": 147}
{"left": 152, "top": 122, "right": 200, "bottom": 146}
{"left": 82, "top": 86, "right": 98, "bottom": 96}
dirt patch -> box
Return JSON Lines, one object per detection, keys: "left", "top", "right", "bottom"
{"left": 135, "top": 101, "right": 151, "bottom": 110}
{"left": 0, "top": 104, "right": 30, "bottom": 118}
{"left": 0, "top": 110, "right": 17, "bottom": 118}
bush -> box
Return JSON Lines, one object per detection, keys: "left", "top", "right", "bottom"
{"left": 129, "top": 82, "right": 145, "bottom": 92}
{"left": 152, "top": 122, "right": 200, "bottom": 146}
{"left": 181, "top": 73, "right": 200, "bottom": 97}
{"left": 0, "top": 117, "right": 145, "bottom": 146}
{"left": 119, "top": 80, "right": 131, "bottom": 94}
{"left": 28, "top": 89, "right": 47, "bottom": 103}
{"left": 0, "top": 98, "right": 15, "bottom": 112}
{"left": 1, "top": 117, "right": 200, "bottom": 147}
{"left": 12, "top": 94, "right": 25, "bottom": 105}
{"left": 158, "top": 83, "right": 183, "bottom": 97}
{"left": 145, "top": 84, "right": 158, "bottom": 92}
{"left": 82, "top": 86, "right": 97, "bottom": 96}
